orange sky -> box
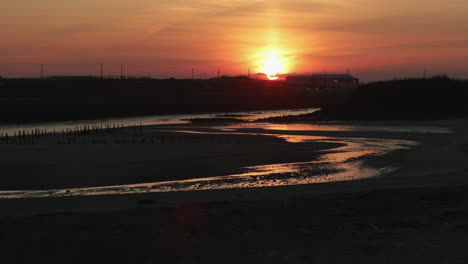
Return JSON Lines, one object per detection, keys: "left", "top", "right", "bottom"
{"left": 1, "top": 0, "right": 467, "bottom": 81}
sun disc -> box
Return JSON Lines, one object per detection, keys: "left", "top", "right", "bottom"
{"left": 259, "top": 50, "right": 286, "bottom": 80}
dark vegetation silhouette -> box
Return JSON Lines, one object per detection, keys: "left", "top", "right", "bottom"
{"left": 262, "top": 76, "right": 468, "bottom": 122}
{"left": 0, "top": 76, "right": 315, "bottom": 124}
{"left": 0, "top": 75, "right": 467, "bottom": 124}
{"left": 316, "top": 76, "right": 468, "bottom": 120}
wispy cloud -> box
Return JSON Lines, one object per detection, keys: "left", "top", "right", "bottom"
{"left": 1, "top": 0, "right": 468, "bottom": 80}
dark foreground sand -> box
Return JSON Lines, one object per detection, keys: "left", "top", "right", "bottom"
{"left": 0, "top": 127, "right": 340, "bottom": 190}
{"left": 1, "top": 119, "right": 468, "bottom": 263}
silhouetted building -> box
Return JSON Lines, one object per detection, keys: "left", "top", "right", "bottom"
{"left": 286, "top": 74, "right": 359, "bottom": 92}
{"left": 0, "top": 76, "right": 5, "bottom": 87}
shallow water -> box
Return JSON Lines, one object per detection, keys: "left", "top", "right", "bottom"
{"left": 219, "top": 123, "right": 452, "bottom": 134}
{"left": 0, "top": 125, "right": 420, "bottom": 199}
{"left": 0, "top": 108, "right": 319, "bottom": 135}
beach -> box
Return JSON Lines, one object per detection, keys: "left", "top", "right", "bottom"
{"left": 1, "top": 118, "right": 467, "bottom": 263}
{"left": 5, "top": 0, "right": 468, "bottom": 262}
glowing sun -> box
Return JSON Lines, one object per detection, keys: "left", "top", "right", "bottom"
{"left": 260, "top": 50, "right": 286, "bottom": 80}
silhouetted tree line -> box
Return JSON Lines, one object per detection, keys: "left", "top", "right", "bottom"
{"left": 0, "top": 76, "right": 317, "bottom": 124}
{"left": 310, "top": 76, "right": 468, "bottom": 120}
{"left": 1, "top": 75, "right": 466, "bottom": 123}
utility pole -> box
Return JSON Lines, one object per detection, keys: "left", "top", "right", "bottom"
{"left": 325, "top": 69, "right": 328, "bottom": 89}
{"left": 120, "top": 64, "right": 124, "bottom": 79}
{"left": 100, "top": 64, "right": 103, "bottom": 79}
{"left": 218, "top": 67, "right": 220, "bottom": 78}
{"left": 192, "top": 68, "right": 194, "bottom": 80}
{"left": 41, "top": 64, "right": 44, "bottom": 79}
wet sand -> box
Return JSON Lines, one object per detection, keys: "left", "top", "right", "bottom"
{"left": 0, "top": 122, "right": 416, "bottom": 197}
{"left": 0, "top": 128, "right": 342, "bottom": 190}
{"left": 1, "top": 119, "right": 468, "bottom": 263}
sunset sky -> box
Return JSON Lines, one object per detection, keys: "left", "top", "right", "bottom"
{"left": 1, "top": 0, "right": 467, "bottom": 81}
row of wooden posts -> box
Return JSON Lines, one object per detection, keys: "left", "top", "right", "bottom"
{"left": 0, "top": 123, "right": 248, "bottom": 145}
{"left": 0, "top": 123, "right": 143, "bottom": 145}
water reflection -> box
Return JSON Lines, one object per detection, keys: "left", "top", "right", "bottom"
{"left": 0, "top": 131, "right": 417, "bottom": 199}
{"left": 0, "top": 108, "right": 319, "bottom": 135}
{"left": 221, "top": 123, "right": 350, "bottom": 132}
{"left": 221, "top": 123, "right": 452, "bottom": 134}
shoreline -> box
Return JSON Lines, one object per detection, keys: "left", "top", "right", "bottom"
{"left": 0, "top": 118, "right": 463, "bottom": 200}
{"left": 0, "top": 120, "right": 423, "bottom": 196}
{"left": 1, "top": 118, "right": 468, "bottom": 263}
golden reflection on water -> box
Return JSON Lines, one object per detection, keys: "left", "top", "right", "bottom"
{"left": 222, "top": 123, "right": 451, "bottom": 134}
{"left": 276, "top": 134, "right": 331, "bottom": 143}
{"left": 0, "top": 108, "right": 320, "bottom": 135}
{"left": 221, "top": 123, "right": 349, "bottom": 132}
{"left": 0, "top": 131, "right": 416, "bottom": 199}
{"left": 262, "top": 124, "right": 349, "bottom": 131}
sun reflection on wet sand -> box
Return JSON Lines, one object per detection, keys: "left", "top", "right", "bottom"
{"left": 218, "top": 123, "right": 452, "bottom": 134}
{"left": 0, "top": 108, "right": 320, "bottom": 135}
{"left": 0, "top": 130, "right": 417, "bottom": 199}
{"left": 221, "top": 123, "right": 452, "bottom": 134}
{"left": 219, "top": 123, "right": 351, "bottom": 132}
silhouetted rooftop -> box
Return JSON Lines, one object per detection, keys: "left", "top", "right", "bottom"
{"left": 287, "top": 74, "right": 356, "bottom": 79}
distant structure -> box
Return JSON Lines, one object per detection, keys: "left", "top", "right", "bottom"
{"left": 286, "top": 73, "right": 359, "bottom": 94}
{"left": 0, "top": 75, "right": 5, "bottom": 87}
